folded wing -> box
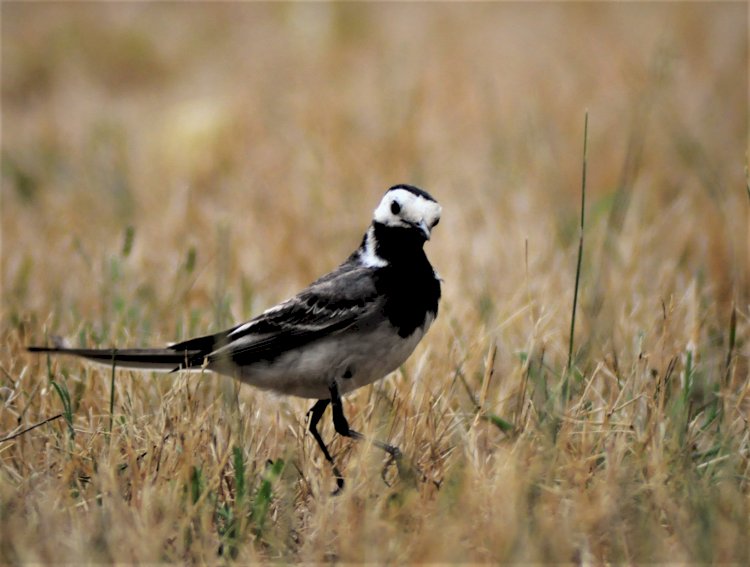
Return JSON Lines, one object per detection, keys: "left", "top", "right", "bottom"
{"left": 202, "top": 263, "right": 380, "bottom": 367}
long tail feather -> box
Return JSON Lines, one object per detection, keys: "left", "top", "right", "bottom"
{"left": 26, "top": 346, "right": 203, "bottom": 372}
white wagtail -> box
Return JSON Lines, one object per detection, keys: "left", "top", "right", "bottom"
{"left": 29, "top": 184, "right": 442, "bottom": 490}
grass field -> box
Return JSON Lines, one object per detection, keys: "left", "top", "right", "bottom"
{"left": 2, "top": 3, "right": 748, "bottom": 563}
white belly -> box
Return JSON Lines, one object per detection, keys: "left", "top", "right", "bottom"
{"left": 223, "top": 316, "right": 433, "bottom": 399}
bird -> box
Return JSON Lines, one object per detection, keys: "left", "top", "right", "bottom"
{"left": 28, "top": 184, "right": 442, "bottom": 491}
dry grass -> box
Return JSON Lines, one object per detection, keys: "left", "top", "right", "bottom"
{"left": 2, "top": 3, "right": 748, "bottom": 563}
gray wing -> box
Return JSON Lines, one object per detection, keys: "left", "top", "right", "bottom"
{"left": 173, "top": 262, "right": 381, "bottom": 367}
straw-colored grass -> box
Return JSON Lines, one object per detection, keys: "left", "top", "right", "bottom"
{"left": 2, "top": 3, "right": 748, "bottom": 563}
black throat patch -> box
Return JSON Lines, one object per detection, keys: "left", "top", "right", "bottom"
{"left": 370, "top": 222, "right": 441, "bottom": 337}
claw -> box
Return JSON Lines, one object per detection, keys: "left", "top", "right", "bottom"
{"left": 381, "top": 451, "right": 400, "bottom": 487}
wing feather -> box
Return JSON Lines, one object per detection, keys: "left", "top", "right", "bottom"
{"left": 200, "top": 263, "right": 380, "bottom": 366}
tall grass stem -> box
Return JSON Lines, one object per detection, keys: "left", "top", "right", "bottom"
{"left": 108, "top": 352, "right": 116, "bottom": 436}
{"left": 565, "top": 111, "right": 589, "bottom": 391}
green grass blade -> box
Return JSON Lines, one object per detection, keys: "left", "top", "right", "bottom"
{"left": 233, "top": 446, "right": 246, "bottom": 504}
{"left": 190, "top": 466, "right": 204, "bottom": 505}
{"left": 724, "top": 304, "right": 737, "bottom": 385}
{"left": 251, "top": 459, "right": 284, "bottom": 534}
{"left": 50, "top": 380, "right": 74, "bottom": 439}
{"left": 484, "top": 413, "right": 514, "bottom": 433}
{"left": 121, "top": 225, "right": 135, "bottom": 257}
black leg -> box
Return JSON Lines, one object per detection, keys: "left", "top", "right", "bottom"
{"left": 329, "top": 381, "right": 401, "bottom": 459}
{"left": 306, "top": 399, "right": 344, "bottom": 493}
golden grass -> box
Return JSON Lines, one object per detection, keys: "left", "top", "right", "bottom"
{"left": 2, "top": 3, "right": 748, "bottom": 563}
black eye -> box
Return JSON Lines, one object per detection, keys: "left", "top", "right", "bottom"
{"left": 390, "top": 201, "right": 401, "bottom": 214}
{"left": 432, "top": 218, "right": 440, "bottom": 228}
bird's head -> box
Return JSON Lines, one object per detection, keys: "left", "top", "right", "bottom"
{"left": 373, "top": 184, "right": 441, "bottom": 241}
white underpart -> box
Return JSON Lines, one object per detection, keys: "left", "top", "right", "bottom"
{"left": 373, "top": 188, "right": 442, "bottom": 235}
{"left": 358, "top": 227, "right": 388, "bottom": 268}
{"left": 229, "top": 312, "right": 435, "bottom": 399}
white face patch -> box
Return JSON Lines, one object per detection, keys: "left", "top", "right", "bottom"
{"left": 358, "top": 227, "right": 388, "bottom": 268}
{"left": 373, "top": 188, "right": 442, "bottom": 239}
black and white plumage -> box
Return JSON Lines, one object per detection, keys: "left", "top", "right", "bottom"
{"left": 28, "top": 184, "right": 442, "bottom": 490}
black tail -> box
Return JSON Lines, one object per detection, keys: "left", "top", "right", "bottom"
{"left": 26, "top": 346, "right": 203, "bottom": 372}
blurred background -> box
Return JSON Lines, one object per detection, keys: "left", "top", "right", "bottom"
{"left": 1, "top": 3, "right": 748, "bottom": 563}
{"left": 3, "top": 4, "right": 745, "bottom": 337}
